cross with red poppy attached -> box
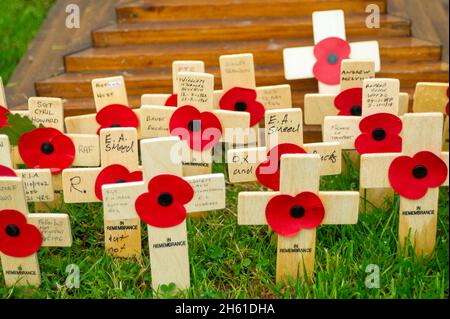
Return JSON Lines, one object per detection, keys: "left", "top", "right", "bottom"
{"left": 323, "top": 78, "right": 403, "bottom": 210}
{"left": 238, "top": 153, "right": 359, "bottom": 283}
{"left": 0, "top": 99, "right": 100, "bottom": 209}
{"left": 216, "top": 53, "right": 293, "bottom": 146}
{"left": 304, "top": 59, "right": 410, "bottom": 126}
{"left": 140, "top": 71, "right": 255, "bottom": 178}
{"left": 120, "top": 136, "right": 225, "bottom": 291}
{"left": 227, "top": 107, "right": 342, "bottom": 187}
{"left": 283, "top": 10, "right": 380, "bottom": 94}
{"left": 141, "top": 60, "right": 206, "bottom": 107}
{"left": 412, "top": 82, "right": 449, "bottom": 151}
{"left": 0, "top": 176, "right": 72, "bottom": 287}
{"left": 62, "top": 127, "right": 142, "bottom": 204}
{"left": 360, "top": 113, "right": 449, "bottom": 256}
{"left": 64, "top": 75, "right": 140, "bottom": 135}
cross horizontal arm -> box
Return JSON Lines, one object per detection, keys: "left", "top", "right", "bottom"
{"left": 27, "top": 213, "right": 73, "bottom": 247}
{"left": 184, "top": 173, "right": 226, "bottom": 213}
{"left": 319, "top": 191, "right": 360, "bottom": 225}
{"left": 237, "top": 191, "right": 279, "bottom": 225}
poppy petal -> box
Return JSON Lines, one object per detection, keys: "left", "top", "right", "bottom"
{"left": 359, "top": 113, "right": 402, "bottom": 135}
{"left": 95, "top": 104, "right": 139, "bottom": 134}
{"left": 147, "top": 174, "right": 194, "bottom": 205}
{"left": 0, "top": 106, "right": 11, "bottom": 128}
{"left": 334, "top": 88, "right": 363, "bottom": 116}
{"left": 135, "top": 192, "right": 187, "bottom": 228}
{"left": 313, "top": 37, "right": 351, "bottom": 85}
{"left": 388, "top": 151, "right": 448, "bottom": 200}
{"left": 37, "top": 133, "right": 75, "bottom": 174}
{"left": 295, "top": 192, "right": 325, "bottom": 229}
{"left": 0, "top": 165, "right": 16, "bottom": 177}
{"left": 135, "top": 174, "right": 194, "bottom": 228}
{"left": 219, "top": 87, "right": 265, "bottom": 126}
{"left": 165, "top": 94, "right": 178, "bottom": 107}
{"left": 94, "top": 164, "right": 143, "bottom": 200}
{"left": 355, "top": 133, "right": 402, "bottom": 155}
{"left": 265, "top": 192, "right": 324, "bottom": 237}
{"left": 18, "top": 128, "right": 63, "bottom": 170}
{"left": 256, "top": 143, "right": 306, "bottom": 191}
{"left": 0, "top": 210, "right": 42, "bottom": 258}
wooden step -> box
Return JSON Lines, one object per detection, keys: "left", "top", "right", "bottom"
{"left": 38, "top": 61, "right": 448, "bottom": 99}
{"left": 92, "top": 14, "right": 410, "bottom": 47}
{"left": 116, "top": 0, "right": 386, "bottom": 22}
{"left": 66, "top": 37, "right": 439, "bottom": 72}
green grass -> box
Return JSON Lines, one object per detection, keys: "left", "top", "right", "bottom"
{"left": 0, "top": 157, "right": 448, "bottom": 299}
{"left": 0, "top": 0, "right": 55, "bottom": 83}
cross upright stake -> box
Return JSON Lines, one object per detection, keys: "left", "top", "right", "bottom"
{"left": 283, "top": 10, "right": 380, "bottom": 94}
{"left": 125, "top": 136, "right": 225, "bottom": 291}
{"left": 412, "top": 82, "right": 449, "bottom": 151}
{"left": 238, "top": 153, "right": 359, "bottom": 283}
{"left": 360, "top": 113, "right": 449, "bottom": 256}
{"left": 0, "top": 176, "right": 72, "bottom": 287}
{"left": 141, "top": 60, "right": 205, "bottom": 106}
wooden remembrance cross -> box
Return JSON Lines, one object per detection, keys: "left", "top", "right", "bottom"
{"left": 227, "top": 107, "right": 342, "bottom": 184}
{"left": 0, "top": 176, "right": 72, "bottom": 287}
{"left": 360, "top": 112, "right": 449, "bottom": 256}
{"left": 323, "top": 78, "right": 401, "bottom": 209}
{"left": 215, "top": 53, "right": 293, "bottom": 146}
{"left": 412, "top": 82, "right": 449, "bottom": 151}
{"left": 238, "top": 153, "right": 359, "bottom": 282}
{"left": 5, "top": 96, "right": 100, "bottom": 210}
{"left": 141, "top": 60, "right": 206, "bottom": 106}
{"left": 283, "top": 10, "right": 380, "bottom": 94}
{"left": 102, "top": 136, "right": 226, "bottom": 289}
{"left": 304, "top": 59, "right": 410, "bottom": 127}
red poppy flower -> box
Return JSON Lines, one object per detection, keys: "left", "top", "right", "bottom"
{"left": 388, "top": 151, "right": 448, "bottom": 200}
{"left": 355, "top": 113, "right": 402, "bottom": 155}
{"left": 135, "top": 174, "right": 194, "bottom": 228}
{"left": 256, "top": 143, "right": 306, "bottom": 191}
{"left": 95, "top": 104, "right": 139, "bottom": 134}
{"left": 165, "top": 94, "right": 178, "bottom": 107}
{"left": 0, "top": 209, "right": 42, "bottom": 258}
{"left": 18, "top": 127, "right": 75, "bottom": 174}
{"left": 169, "top": 105, "right": 222, "bottom": 151}
{"left": 265, "top": 192, "right": 325, "bottom": 237}
{"left": 0, "top": 165, "right": 16, "bottom": 177}
{"left": 94, "top": 164, "right": 143, "bottom": 201}
{"left": 334, "top": 87, "right": 363, "bottom": 116}
{"left": 313, "top": 37, "right": 351, "bottom": 85}
{"left": 219, "top": 87, "right": 265, "bottom": 126}
{"left": 0, "top": 106, "right": 10, "bottom": 128}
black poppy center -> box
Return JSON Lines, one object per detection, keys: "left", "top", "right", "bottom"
{"left": 158, "top": 192, "right": 173, "bottom": 207}
{"left": 110, "top": 123, "right": 121, "bottom": 128}
{"left": 234, "top": 101, "right": 248, "bottom": 112}
{"left": 350, "top": 105, "right": 362, "bottom": 116}
{"left": 327, "top": 53, "right": 339, "bottom": 65}
{"left": 187, "top": 120, "right": 201, "bottom": 132}
{"left": 41, "top": 142, "right": 55, "bottom": 155}
{"left": 115, "top": 179, "right": 127, "bottom": 184}
{"left": 372, "top": 128, "right": 386, "bottom": 141}
{"left": 290, "top": 205, "right": 305, "bottom": 219}
{"left": 5, "top": 224, "right": 20, "bottom": 237}
{"left": 412, "top": 165, "right": 428, "bottom": 179}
